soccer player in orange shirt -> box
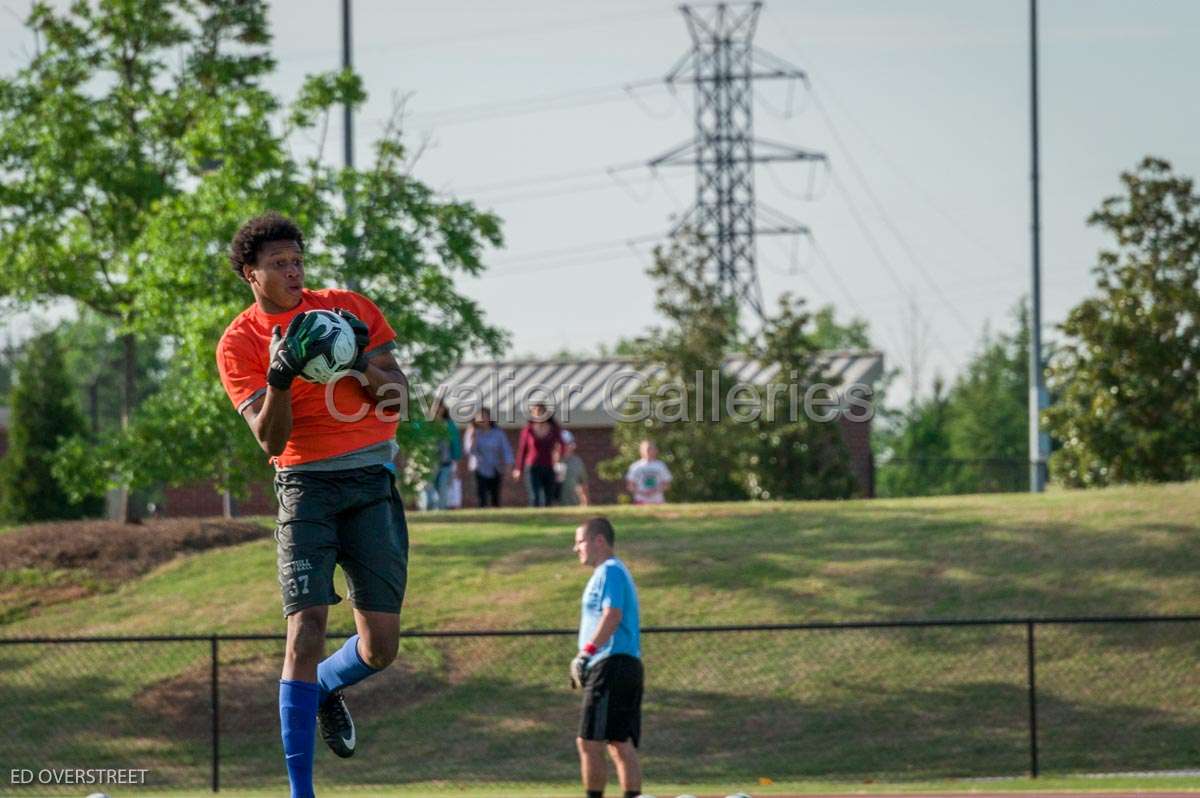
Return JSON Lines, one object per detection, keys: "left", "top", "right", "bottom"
{"left": 216, "top": 212, "right": 410, "bottom": 798}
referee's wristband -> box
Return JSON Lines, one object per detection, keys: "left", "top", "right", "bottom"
{"left": 582, "top": 642, "right": 598, "bottom": 656}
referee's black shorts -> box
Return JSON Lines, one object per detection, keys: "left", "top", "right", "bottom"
{"left": 579, "top": 654, "right": 644, "bottom": 746}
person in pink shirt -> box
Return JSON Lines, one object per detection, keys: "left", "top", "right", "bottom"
{"left": 512, "top": 402, "right": 563, "bottom": 507}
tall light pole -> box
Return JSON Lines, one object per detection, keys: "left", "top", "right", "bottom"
{"left": 1028, "top": 0, "right": 1049, "bottom": 491}
{"left": 342, "top": 0, "right": 359, "bottom": 291}
{"left": 342, "top": 0, "right": 353, "bottom": 171}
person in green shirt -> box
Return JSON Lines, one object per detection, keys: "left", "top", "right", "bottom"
{"left": 558, "top": 430, "right": 590, "bottom": 507}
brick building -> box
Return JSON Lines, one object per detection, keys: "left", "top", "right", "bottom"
{"left": 439, "top": 352, "right": 883, "bottom": 507}
{"left": 0, "top": 352, "right": 883, "bottom": 516}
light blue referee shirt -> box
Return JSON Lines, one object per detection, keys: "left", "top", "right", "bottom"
{"left": 578, "top": 557, "right": 641, "bottom": 662}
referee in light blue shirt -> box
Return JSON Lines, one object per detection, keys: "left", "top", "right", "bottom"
{"left": 570, "top": 517, "right": 644, "bottom": 798}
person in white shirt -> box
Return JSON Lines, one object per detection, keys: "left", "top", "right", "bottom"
{"left": 624, "top": 440, "right": 672, "bottom": 505}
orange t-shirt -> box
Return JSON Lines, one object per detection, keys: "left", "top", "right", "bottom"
{"left": 216, "top": 288, "right": 399, "bottom": 469}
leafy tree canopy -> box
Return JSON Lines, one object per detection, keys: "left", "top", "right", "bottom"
{"left": 600, "top": 235, "right": 858, "bottom": 502}
{"left": 0, "top": 1, "right": 506, "bottom": 502}
{"left": 1045, "top": 157, "right": 1200, "bottom": 486}
{"left": 1, "top": 330, "right": 104, "bottom": 522}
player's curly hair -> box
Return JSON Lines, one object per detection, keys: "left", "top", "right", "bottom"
{"left": 229, "top": 211, "right": 305, "bottom": 281}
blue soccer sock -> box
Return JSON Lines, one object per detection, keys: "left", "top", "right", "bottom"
{"left": 317, "top": 634, "right": 380, "bottom": 703}
{"left": 279, "top": 679, "right": 320, "bottom": 798}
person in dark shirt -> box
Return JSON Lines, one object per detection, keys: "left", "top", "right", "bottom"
{"left": 512, "top": 402, "right": 562, "bottom": 507}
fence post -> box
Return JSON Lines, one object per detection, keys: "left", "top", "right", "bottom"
{"left": 211, "top": 635, "right": 220, "bottom": 793}
{"left": 1026, "top": 620, "right": 1039, "bottom": 778}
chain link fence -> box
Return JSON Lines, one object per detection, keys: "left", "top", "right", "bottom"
{"left": 2, "top": 617, "right": 1199, "bottom": 795}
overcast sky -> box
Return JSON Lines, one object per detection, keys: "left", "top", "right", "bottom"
{"left": 2, "top": 0, "right": 1197, "bottom": 403}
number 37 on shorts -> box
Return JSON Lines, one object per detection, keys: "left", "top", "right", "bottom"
{"left": 281, "top": 558, "right": 314, "bottom": 599}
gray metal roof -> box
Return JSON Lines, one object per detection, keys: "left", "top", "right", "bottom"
{"left": 438, "top": 351, "right": 883, "bottom": 428}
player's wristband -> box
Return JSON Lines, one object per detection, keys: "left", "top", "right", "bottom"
{"left": 582, "top": 642, "right": 598, "bottom": 656}
{"left": 267, "top": 366, "right": 295, "bottom": 391}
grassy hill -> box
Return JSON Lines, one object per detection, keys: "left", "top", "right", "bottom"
{"left": 3, "top": 481, "right": 1199, "bottom": 638}
{"left": 2, "top": 483, "right": 1199, "bottom": 794}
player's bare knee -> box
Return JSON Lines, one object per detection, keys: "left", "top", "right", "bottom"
{"left": 361, "top": 640, "right": 396, "bottom": 670}
{"left": 286, "top": 612, "right": 326, "bottom": 664}
{"left": 577, "top": 737, "right": 604, "bottom": 756}
{"left": 607, "top": 739, "right": 634, "bottom": 759}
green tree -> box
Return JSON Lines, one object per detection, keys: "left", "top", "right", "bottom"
{"left": 876, "top": 300, "right": 1032, "bottom": 497}
{"left": 749, "top": 295, "right": 858, "bottom": 501}
{"left": 945, "top": 301, "right": 1030, "bottom": 492}
{"left": 0, "top": 1, "right": 505, "bottom": 507}
{"left": 0, "top": 0, "right": 277, "bottom": 519}
{"left": 1044, "top": 157, "right": 1200, "bottom": 486}
{"left": 600, "top": 235, "right": 857, "bottom": 501}
{"left": 600, "top": 235, "right": 750, "bottom": 502}
{"left": 875, "top": 377, "right": 955, "bottom": 497}
{"left": 809, "top": 305, "right": 872, "bottom": 351}
{"left": 0, "top": 332, "right": 18, "bottom": 398}
{"left": 0, "top": 332, "right": 104, "bottom": 522}
{"left": 57, "top": 311, "right": 166, "bottom": 435}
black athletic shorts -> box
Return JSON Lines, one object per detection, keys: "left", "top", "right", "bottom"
{"left": 579, "top": 654, "right": 644, "bottom": 746}
{"left": 274, "top": 464, "right": 409, "bottom": 617}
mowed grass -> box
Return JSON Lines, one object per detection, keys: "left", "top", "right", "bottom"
{"left": 5, "top": 481, "right": 1200, "bottom": 637}
{"left": 2, "top": 482, "right": 1200, "bottom": 793}
{"left": 17, "top": 775, "right": 1200, "bottom": 798}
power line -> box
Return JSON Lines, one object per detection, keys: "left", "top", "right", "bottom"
{"left": 444, "top": 158, "right": 660, "bottom": 197}
{"left": 390, "top": 78, "right": 669, "bottom": 130}
{"left": 809, "top": 238, "right": 906, "bottom": 367}
{"left": 811, "top": 88, "right": 978, "bottom": 340}
{"left": 826, "top": 169, "right": 962, "bottom": 371}
{"left": 287, "top": 7, "right": 679, "bottom": 63}
{"left": 488, "top": 233, "right": 663, "bottom": 268}
{"left": 808, "top": 73, "right": 1020, "bottom": 271}
{"left": 477, "top": 171, "right": 693, "bottom": 208}
{"left": 480, "top": 247, "right": 654, "bottom": 280}
{"left": 373, "top": 8, "right": 678, "bottom": 53}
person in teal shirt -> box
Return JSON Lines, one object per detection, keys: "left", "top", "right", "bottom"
{"left": 424, "top": 401, "right": 461, "bottom": 510}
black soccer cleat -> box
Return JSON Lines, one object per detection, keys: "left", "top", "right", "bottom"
{"left": 317, "top": 690, "right": 356, "bottom": 758}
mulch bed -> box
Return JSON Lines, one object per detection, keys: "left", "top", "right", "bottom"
{"left": 0, "top": 517, "right": 270, "bottom": 582}
{"left": 0, "top": 517, "right": 271, "bottom": 621}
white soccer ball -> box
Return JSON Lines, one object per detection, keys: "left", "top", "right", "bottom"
{"left": 85, "top": 793, "right": 112, "bottom": 798}
{"left": 298, "top": 309, "right": 358, "bottom": 384}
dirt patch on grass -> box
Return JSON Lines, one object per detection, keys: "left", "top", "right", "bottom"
{"left": 135, "top": 649, "right": 447, "bottom": 737}
{"left": 0, "top": 517, "right": 270, "bottom": 622}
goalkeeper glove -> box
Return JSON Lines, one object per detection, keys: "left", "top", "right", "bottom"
{"left": 267, "top": 312, "right": 332, "bottom": 390}
{"left": 334, "top": 307, "right": 371, "bottom": 374}
{"left": 569, "top": 652, "right": 591, "bottom": 690}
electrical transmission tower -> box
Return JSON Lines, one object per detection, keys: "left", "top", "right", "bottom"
{"left": 650, "top": 2, "right": 825, "bottom": 318}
